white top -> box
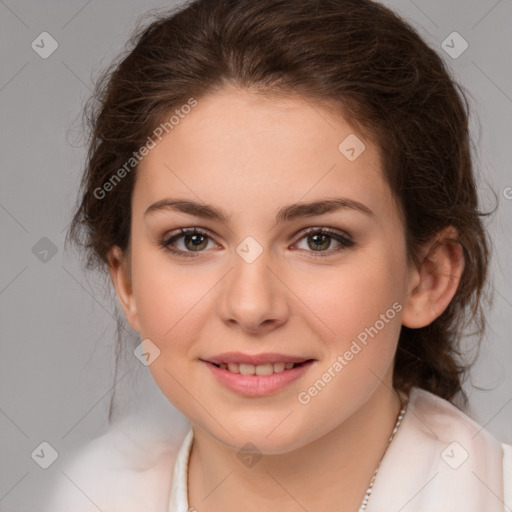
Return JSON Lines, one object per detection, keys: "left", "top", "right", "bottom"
{"left": 46, "top": 387, "right": 512, "bottom": 512}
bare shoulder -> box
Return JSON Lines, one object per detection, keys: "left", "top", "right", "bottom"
{"left": 45, "top": 418, "right": 187, "bottom": 512}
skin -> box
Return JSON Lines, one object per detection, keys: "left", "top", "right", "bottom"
{"left": 108, "top": 85, "right": 464, "bottom": 511}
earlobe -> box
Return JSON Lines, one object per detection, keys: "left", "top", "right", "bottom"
{"left": 107, "top": 245, "right": 140, "bottom": 333}
{"left": 401, "top": 227, "right": 465, "bottom": 329}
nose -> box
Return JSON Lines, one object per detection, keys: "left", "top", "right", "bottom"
{"left": 216, "top": 248, "right": 289, "bottom": 335}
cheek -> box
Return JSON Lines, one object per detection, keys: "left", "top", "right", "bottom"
{"left": 294, "top": 247, "right": 406, "bottom": 377}
{"left": 291, "top": 257, "right": 404, "bottom": 424}
{"left": 130, "top": 249, "right": 212, "bottom": 348}
{"left": 131, "top": 256, "right": 213, "bottom": 412}
{"left": 130, "top": 270, "right": 230, "bottom": 427}
{"left": 306, "top": 256, "right": 404, "bottom": 333}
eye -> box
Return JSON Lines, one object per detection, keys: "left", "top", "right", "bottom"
{"left": 160, "top": 228, "right": 217, "bottom": 258}
{"left": 293, "top": 227, "right": 354, "bottom": 258}
{"left": 159, "top": 226, "right": 354, "bottom": 258}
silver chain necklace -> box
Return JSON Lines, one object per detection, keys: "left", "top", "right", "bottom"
{"left": 357, "top": 398, "right": 408, "bottom": 511}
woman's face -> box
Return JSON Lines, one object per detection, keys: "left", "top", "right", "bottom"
{"left": 115, "top": 86, "right": 416, "bottom": 453}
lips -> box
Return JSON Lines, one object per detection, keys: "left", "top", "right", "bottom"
{"left": 201, "top": 352, "right": 314, "bottom": 378}
{"left": 203, "top": 357, "right": 315, "bottom": 396}
{"left": 213, "top": 361, "right": 300, "bottom": 375}
{"left": 203, "top": 352, "right": 311, "bottom": 366}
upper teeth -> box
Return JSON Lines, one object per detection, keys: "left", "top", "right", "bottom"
{"left": 217, "top": 362, "right": 297, "bottom": 375}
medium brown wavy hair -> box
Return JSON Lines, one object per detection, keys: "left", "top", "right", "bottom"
{"left": 66, "top": 0, "right": 491, "bottom": 420}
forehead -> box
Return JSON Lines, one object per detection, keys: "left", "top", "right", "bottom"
{"left": 133, "top": 87, "right": 392, "bottom": 221}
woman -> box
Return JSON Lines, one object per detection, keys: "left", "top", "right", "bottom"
{"left": 48, "top": 0, "right": 511, "bottom": 510}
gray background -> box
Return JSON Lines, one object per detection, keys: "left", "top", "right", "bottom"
{"left": 0, "top": 0, "right": 511, "bottom": 510}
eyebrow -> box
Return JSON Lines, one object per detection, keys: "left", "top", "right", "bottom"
{"left": 144, "top": 197, "right": 374, "bottom": 224}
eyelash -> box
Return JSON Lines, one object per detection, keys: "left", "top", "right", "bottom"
{"left": 159, "top": 226, "right": 355, "bottom": 259}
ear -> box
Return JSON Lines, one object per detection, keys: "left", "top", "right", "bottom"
{"left": 107, "top": 245, "right": 140, "bottom": 333}
{"left": 402, "top": 227, "right": 465, "bottom": 329}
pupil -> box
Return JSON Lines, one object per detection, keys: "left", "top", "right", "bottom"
{"left": 310, "top": 233, "right": 329, "bottom": 251}
{"left": 186, "top": 234, "right": 207, "bottom": 250}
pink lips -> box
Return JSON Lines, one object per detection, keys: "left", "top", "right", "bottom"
{"left": 204, "top": 352, "right": 310, "bottom": 365}
{"left": 201, "top": 352, "right": 315, "bottom": 396}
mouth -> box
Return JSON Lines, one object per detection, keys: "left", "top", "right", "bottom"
{"left": 200, "top": 352, "right": 316, "bottom": 396}
{"left": 207, "top": 360, "right": 312, "bottom": 376}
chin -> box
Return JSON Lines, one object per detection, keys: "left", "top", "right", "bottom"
{"left": 204, "top": 419, "right": 315, "bottom": 456}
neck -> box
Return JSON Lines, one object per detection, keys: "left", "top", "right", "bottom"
{"left": 188, "top": 383, "right": 404, "bottom": 512}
